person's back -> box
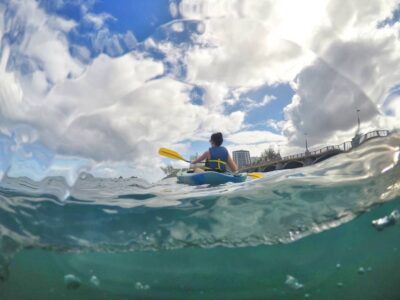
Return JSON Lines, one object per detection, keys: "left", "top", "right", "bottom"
{"left": 191, "top": 132, "right": 238, "bottom": 173}
{"left": 206, "top": 145, "right": 228, "bottom": 172}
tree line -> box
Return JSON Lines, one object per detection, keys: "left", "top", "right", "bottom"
{"left": 256, "top": 147, "right": 281, "bottom": 163}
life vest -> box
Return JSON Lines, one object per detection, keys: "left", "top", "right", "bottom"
{"left": 205, "top": 146, "right": 228, "bottom": 172}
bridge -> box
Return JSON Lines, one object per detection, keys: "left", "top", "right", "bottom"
{"left": 240, "top": 130, "right": 390, "bottom": 173}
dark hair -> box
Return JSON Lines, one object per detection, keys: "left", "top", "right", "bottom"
{"left": 210, "top": 132, "right": 223, "bottom": 146}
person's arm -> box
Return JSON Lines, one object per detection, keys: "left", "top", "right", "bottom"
{"left": 191, "top": 151, "right": 210, "bottom": 164}
{"left": 227, "top": 155, "right": 238, "bottom": 173}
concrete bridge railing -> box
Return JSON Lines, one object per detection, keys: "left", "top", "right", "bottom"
{"left": 240, "top": 129, "right": 390, "bottom": 172}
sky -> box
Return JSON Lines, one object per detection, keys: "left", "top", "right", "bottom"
{"left": 0, "top": 0, "right": 399, "bottom": 182}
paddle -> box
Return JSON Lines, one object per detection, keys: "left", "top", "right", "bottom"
{"left": 158, "top": 147, "right": 264, "bottom": 179}
{"left": 158, "top": 147, "right": 191, "bottom": 162}
{"left": 246, "top": 172, "right": 263, "bottom": 179}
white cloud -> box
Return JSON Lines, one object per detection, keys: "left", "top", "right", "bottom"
{"left": 70, "top": 45, "right": 92, "bottom": 63}
{"left": 171, "top": 22, "right": 185, "bottom": 32}
{"left": 47, "top": 14, "right": 77, "bottom": 32}
{"left": 267, "top": 119, "right": 285, "bottom": 131}
{"left": 185, "top": 18, "right": 314, "bottom": 87}
{"left": 202, "top": 82, "right": 228, "bottom": 112}
{"left": 386, "top": 96, "right": 400, "bottom": 117}
{"left": 84, "top": 12, "right": 114, "bottom": 29}
{"left": 123, "top": 31, "right": 137, "bottom": 49}
{"left": 227, "top": 130, "right": 286, "bottom": 145}
{"left": 283, "top": 56, "right": 381, "bottom": 144}
{"left": 82, "top": 10, "right": 137, "bottom": 57}
{"left": 91, "top": 28, "right": 125, "bottom": 56}
{"left": 178, "top": 0, "right": 397, "bottom": 47}
{"left": 179, "top": 0, "right": 244, "bottom": 19}
{"left": 169, "top": 2, "right": 179, "bottom": 18}
{"left": 0, "top": 47, "right": 24, "bottom": 121}
{"left": 21, "top": 52, "right": 164, "bottom": 155}
{"left": 1, "top": 44, "right": 245, "bottom": 178}
{"left": 245, "top": 95, "right": 277, "bottom": 111}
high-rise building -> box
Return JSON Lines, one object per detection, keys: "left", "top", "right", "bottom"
{"left": 232, "top": 150, "right": 251, "bottom": 168}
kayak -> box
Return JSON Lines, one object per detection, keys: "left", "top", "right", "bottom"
{"left": 177, "top": 171, "right": 247, "bottom": 185}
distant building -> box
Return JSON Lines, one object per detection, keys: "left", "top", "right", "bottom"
{"left": 233, "top": 150, "right": 251, "bottom": 168}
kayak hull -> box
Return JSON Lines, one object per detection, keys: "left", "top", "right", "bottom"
{"left": 177, "top": 171, "right": 247, "bottom": 185}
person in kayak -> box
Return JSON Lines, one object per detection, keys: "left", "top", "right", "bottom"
{"left": 191, "top": 132, "right": 238, "bottom": 173}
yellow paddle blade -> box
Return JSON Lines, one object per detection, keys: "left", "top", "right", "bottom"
{"left": 158, "top": 148, "right": 189, "bottom": 162}
{"left": 247, "top": 172, "right": 264, "bottom": 179}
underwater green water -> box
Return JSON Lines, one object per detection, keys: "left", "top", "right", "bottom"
{"left": 1, "top": 196, "right": 400, "bottom": 300}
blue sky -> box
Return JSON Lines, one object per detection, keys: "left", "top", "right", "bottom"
{"left": 90, "top": 0, "right": 174, "bottom": 40}
{"left": 0, "top": 0, "right": 399, "bottom": 180}
{"left": 40, "top": 0, "right": 177, "bottom": 56}
{"left": 40, "top": 0, "right": 175, "bottom": 37}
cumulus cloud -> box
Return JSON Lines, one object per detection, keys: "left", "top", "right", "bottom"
{"left": 1, "top": 47, "right": 244, "bottom": 179}
{"left": 52, "top": 75, "right": 244, "bottom": 164}
{"left": 185, "top": 18, "right": 313, "bottom": 87}
{"left": 283, "top": 56, "right": 381, "bottom": 144}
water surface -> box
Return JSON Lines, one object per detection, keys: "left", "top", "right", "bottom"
{"left": 0, "top": 132, "right": 399, "bottom": 299}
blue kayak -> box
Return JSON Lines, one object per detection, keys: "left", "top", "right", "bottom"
{"left": 177, "top": 171, "right": 247, "bottom": 185}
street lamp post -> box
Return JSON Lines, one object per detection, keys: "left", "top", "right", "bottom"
{"left": 305, "top": 133, "right": 310, "bottom": 155}
{"left": 352, "top": 109, "right": 362, "bottom": 148}
{"left": 277, "top": 144, "right": 282, "bottom": 160}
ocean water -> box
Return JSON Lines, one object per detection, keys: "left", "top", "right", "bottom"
{"left": 0, "top": 132, "right": 399, "bottom": 299}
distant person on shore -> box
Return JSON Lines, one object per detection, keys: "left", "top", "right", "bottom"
{"left": 191, "top": 132, "right": 238, "bottom": 173}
